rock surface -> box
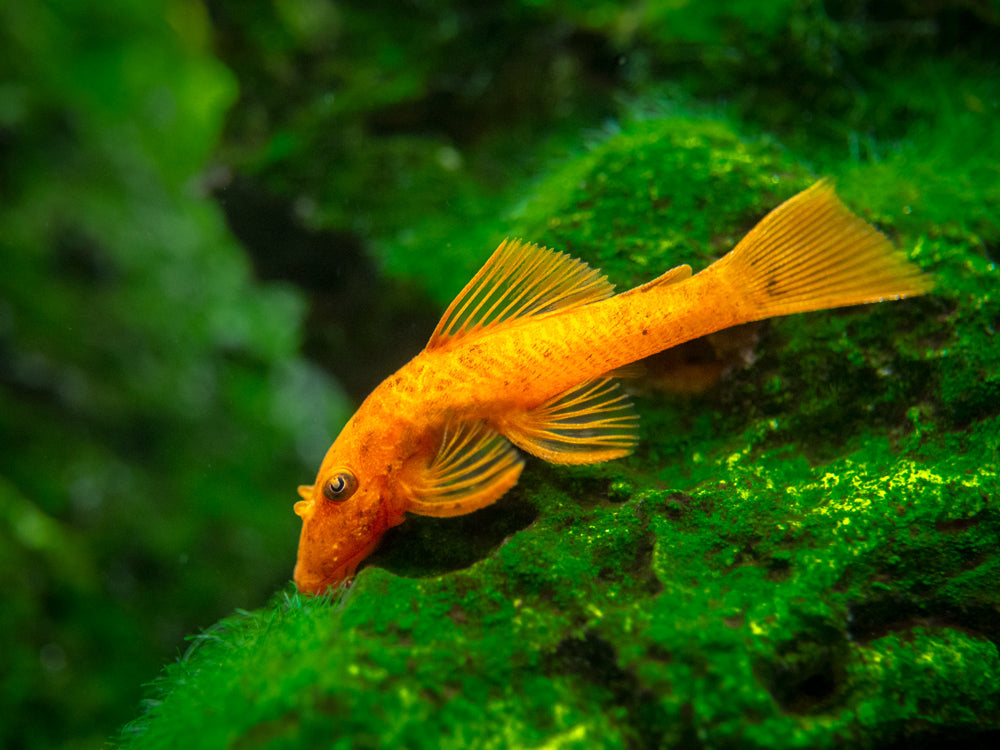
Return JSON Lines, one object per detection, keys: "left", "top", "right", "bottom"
{"left": 120, "top": 118, "right": 1000, "bottom": 748}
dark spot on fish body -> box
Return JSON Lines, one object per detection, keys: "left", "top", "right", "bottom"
{"left": 766, "top": 277, "right": 779, "bottom": 295}
{"left": 641, "top": 328, "right": 648, "bottom": 336}
{"left": 387, "top": 373, "right": 412, "bottom": 394}
{"left": 460, "top": 342, "right": 484, "bottom": 364}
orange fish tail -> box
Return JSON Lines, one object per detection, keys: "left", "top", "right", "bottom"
{"left": 718, "top": 180, "right": 932, "bottom": 321}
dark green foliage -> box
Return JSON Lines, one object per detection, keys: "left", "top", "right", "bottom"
{"left": 119, "top": 97, "right": 1000, "bottom": 742}
{"left": 1, "top": 2, "right": 346, "bottom": 747}
{"left": 3, "top": 0, "right": 999, "bottom": 748}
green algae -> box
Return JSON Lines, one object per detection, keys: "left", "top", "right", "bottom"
{"left": 99, "top": 2, "right": 1000, "bottom": 747}
{"left": 120, "top": 414, "right": 1000, "bottom": 748}
{"left": 505, "top": 118, "right": 810, "bottom": 280}
{"left": 382, "top": 116, "right": 814, "bottom": 307}
{"left": 4, "top": 1, "right": 998, "bottom": 747}
{"left": 118, "top": 99, "right": 1000, "bottom": 745}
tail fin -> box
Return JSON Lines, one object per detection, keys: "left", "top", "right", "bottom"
{"left": 720, "top": 180, "right": 932, "bottom": 320}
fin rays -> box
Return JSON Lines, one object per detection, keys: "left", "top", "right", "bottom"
{"left": 404, "top": 420, "right": 525, "bottom": 517}
{"left": 428, "top": 239, "right": 614, "bottom": 348}
{"left": 402, "top": 378, "right": 640, "bottom": 517}
{"left": 727, "top": 180, "right": 932, "bottom": 317}
{"left": 501, "top": 378, "right": 639, "bottom": 464}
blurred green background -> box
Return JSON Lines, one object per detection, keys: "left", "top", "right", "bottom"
{"left": 1, "top": 1, "right": 997, "bottom": 747}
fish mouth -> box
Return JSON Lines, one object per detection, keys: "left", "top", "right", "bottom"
{"left": 294, "top": 574, "right": 345, "bottom": 597}
{"left": 293, "top": 561, "right": 355, "bottom": 596}
{"left": 293, "top": 542, "right": 377, "bottom": 596}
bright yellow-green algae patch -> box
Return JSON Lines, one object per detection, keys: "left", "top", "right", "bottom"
{"left": 120, "top": 415, "right": 1000, "bottom": 748}
{"left": 121, "top": 417, "right": 1000, "bottom": 748}
{"left": 119, "top": 114, "right": 1000, "bottom": 748}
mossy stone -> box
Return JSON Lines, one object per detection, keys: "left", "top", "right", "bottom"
{"left": 119, "top": 119, "right": 1000, "bottom": 748}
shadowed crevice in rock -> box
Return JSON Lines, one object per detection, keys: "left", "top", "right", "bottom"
{"left": 752, "top": 621, "right": 850, "bottom": 715}
{"left": 545, "top": 631, "right": 679, "bottom": 750}
{"left": 365, "top": 494, "right": 539, "bottom": 580}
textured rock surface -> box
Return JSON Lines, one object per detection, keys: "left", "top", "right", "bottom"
{"left": 120, "top": 118, "right": 999, "bottom": 748}
{"left": 5, "top": 1, "right": 998, "bottom": 747}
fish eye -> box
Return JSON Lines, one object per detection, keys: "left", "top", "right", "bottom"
{"left": 322, "top": 470, "right": 358, "bottom": 502}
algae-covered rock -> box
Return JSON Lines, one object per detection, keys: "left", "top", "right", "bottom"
{"left": 5, "top": 0, "right": 998, "bottom": 746}
{"left": 117, "top": 117, "right": 1000, "bottom": 748}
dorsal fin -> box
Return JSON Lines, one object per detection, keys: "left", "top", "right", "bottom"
{"left": 618, "top": 264, "right": 692, "bottom": 298}
{"left": 427, "top": 238, "right": 615, "bottom": 349}
{"left": 401, "top": 420, "right": 525, "bottom": 518}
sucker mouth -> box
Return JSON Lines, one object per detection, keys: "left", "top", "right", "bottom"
{"left": 294, "top": 567, "right": 350, "bottom": 596}
{"left": 294, "top": 541, "right": 376, "bottom": 595}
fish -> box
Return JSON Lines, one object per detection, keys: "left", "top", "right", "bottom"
{"left": 293, "top": 180, "right": 932, "bottom": 594}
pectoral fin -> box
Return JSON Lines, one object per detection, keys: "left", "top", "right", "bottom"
{"left": 403, "top": 420, "right": 525, "bottom": 518}
{"left": 500, "top": 378, "right": 639, "bottom": 464}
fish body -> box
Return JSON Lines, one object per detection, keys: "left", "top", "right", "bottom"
{"left": 293, "top": 181, "right": 931, "bottom": 594}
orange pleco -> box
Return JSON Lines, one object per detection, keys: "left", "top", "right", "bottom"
{"left": 293, "top": 181, "right": 932, "bottom": 594}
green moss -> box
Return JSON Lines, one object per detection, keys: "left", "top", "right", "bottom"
{"left": 121, "top": 406, "right": 1000, "bottom": 748}
{"left": 120, "top": 412, "right": 1000, "bottom": 747}
{"left": 852, "top": 628, "right": 1000, "bottom": 741}
{"left": 117, "top": 94, "right": 1000, "bottom": 742}
{"left": 121, "top": 580, "right": 630, "bottom": 750}
{"left": 506, "top": 118, "right": 810, "bottom": 279}
{"left": 6, "top": 0, "right": 996, "bottom": 746}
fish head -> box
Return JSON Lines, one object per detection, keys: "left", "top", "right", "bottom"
{"left": 292, "top": 459, "right": 401, "bottom": 595}
{"left": 292, "top": 391, "right": 416, "bottom": 595}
